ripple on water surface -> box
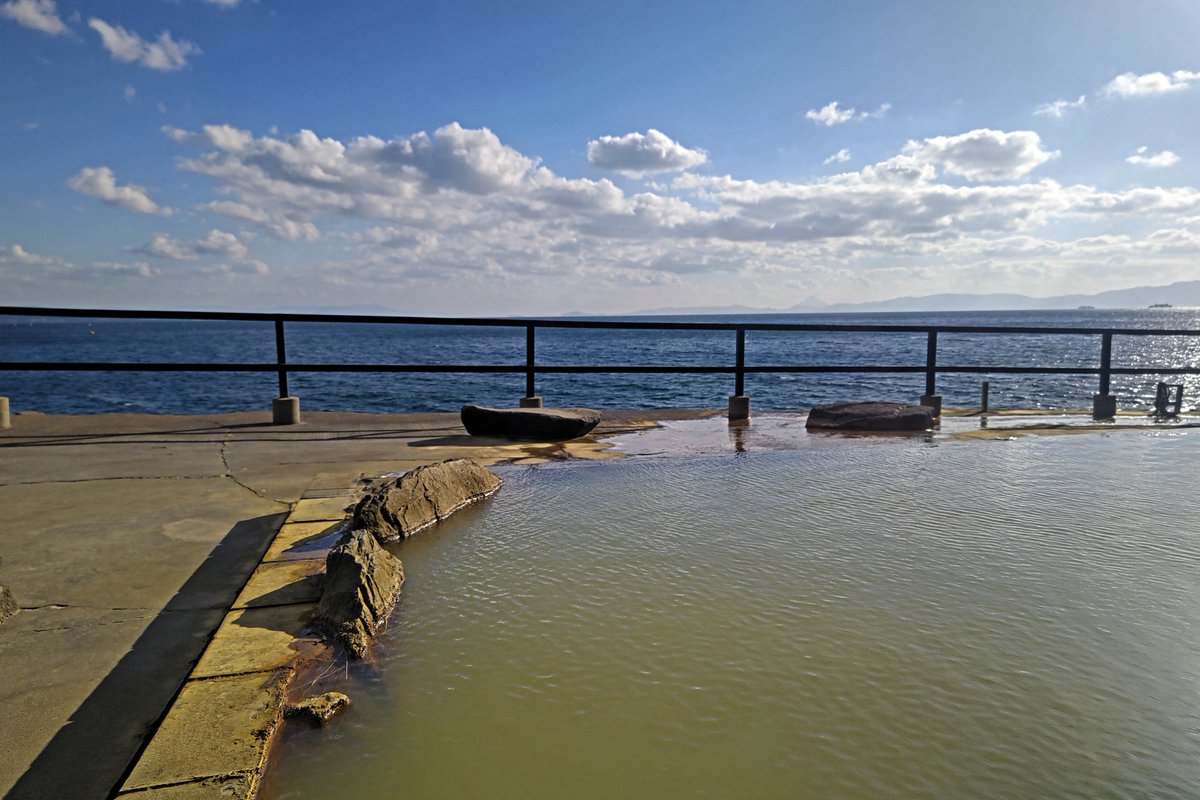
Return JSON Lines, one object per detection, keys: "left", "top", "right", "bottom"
{"left": 265, "top": 431, "right": 1200, "bottom": 800}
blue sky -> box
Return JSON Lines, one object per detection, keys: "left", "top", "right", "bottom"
{"left": 4, "top": 0, "right": 1200, "bottom": 314}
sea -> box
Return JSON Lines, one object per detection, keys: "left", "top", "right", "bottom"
{"left": 2, "top": 308, "right": 1199, "bottom": 415}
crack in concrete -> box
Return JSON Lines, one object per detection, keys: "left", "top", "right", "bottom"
{"left": 218, "top": 437, "right": 291, "bottom": 508}
{"left": 0, "top": 475, "right": 226, "bottom": 488}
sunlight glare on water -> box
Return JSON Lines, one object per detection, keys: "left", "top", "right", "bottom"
{"left": 264, "top": 430, "right": 1200, "bottom": 799}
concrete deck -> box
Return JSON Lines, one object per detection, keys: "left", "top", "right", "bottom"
{"left": 0, "top": 409, "right": 692, "bottom": 800}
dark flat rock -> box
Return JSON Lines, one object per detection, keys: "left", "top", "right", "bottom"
{"left": 805, "top": 401, "right": 934, "bottom": 432}
{"left": 461, "top": 405, "right": 601, "bottom": 440}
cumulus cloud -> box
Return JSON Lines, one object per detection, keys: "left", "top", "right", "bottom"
{"left": 805, "top": 101, "right": 890, "bottom": 126}
{"left": 823, "top": 148, "right": 852, "bottom": 165}
{"left": 586, "top": 129, "right": 708, "bottom": 176}
{"left": 88, "top": 18, "right": 201, "bottom": 71}
{"left": 902, "top": 129, "right": 1058, "bottom": 181}
{"left": 1, "top": 0, "right": 66, "bottom": 35}
{"left": 148, "top": 120, "right": 1200, "bottom": 305}
{"left": 123, "top": 84, "right": 137, "bottom": 103}
{"left": 203, "top": 0, "right": 243, "bottom": 6}
{"left": 1126, "top": 146, "right": 1180, "bottom": 168}
{"left": 1034, "top": 94, "right": 1086, "bottom": 118}
{"left": 130, "top": 229, "right": 248, "bottom": 260}
{"left": 2, "top": 243, "right": 61, "bottom": 266}
{"left": 68, "top": 166, "right": 172, "bottom": 215}
{"left": 1104, "top": 70, "right": 1200, "bottom": 97}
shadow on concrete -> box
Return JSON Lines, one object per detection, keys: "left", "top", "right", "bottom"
{"left": 407, "top": 434, "right": 514, "bottom": 448}
{"left": 5, "top": 512, "right": 288, "bottom": 800}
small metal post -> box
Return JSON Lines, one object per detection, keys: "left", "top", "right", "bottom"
{"left": 521, "top": 325, "right": 539, "bottom": 406}
{"left": 728, "top": 327, "right": 750, "bottom": 421}
{"left": 920, "top": 331, "right": 941, "bottom": 416}
{"left": 272, "top": 318, "right": 300, "bottom": 424}
{"left": 274, "top": 318, "right": 289, "bottom": 398}
{"left": 1098, "top": 332, "right": 1112, "bottom": 397}
{"left": 1093, "top": 331, "right": 1116, "bottom": 419}
{"left": 980, "top": 381, "right": 990, "bottom": 413}
{"left": 735, "top": 327, "right": 745, "bottom": 398}
{"left": 924, "top": 331, "right": 937, "bottom": 397}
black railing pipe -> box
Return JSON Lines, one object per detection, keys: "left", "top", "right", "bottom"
{"left": 735, "top": 327, "right": 746, "bottom": 397}
{"left": 924, "top": 331, "right": 938, "bottom": 396}
{"left": 274, "top": 318, "right": 289, "bottom": 398}
{"left": 525, "top": 325, "right": 536, "bottom": 398}
{"left": 1099, "top": 332, "right": 1113, "bottom": 396}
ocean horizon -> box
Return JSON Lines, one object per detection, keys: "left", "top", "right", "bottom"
{"left": 3, "top": 307, "right": 1199, "bottom": 416}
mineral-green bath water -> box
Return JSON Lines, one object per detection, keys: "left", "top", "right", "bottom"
{"left": 264, "top": 429, "right": 1200, "bottom": 799}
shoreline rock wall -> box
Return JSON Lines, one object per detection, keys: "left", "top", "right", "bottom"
{"left": 312, "top": 459, "right": 503, "bottom": 659}
{"left": 353, "top": 458, "right": 503, "bottom": 543}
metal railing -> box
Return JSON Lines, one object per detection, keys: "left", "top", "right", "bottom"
{"left": 3, "top": 305, "right": 1200, "bottom": 411}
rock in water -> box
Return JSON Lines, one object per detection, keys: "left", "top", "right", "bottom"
{"left": 311, "top": 529, "right": 404, "bottom": 659}
{"left": 353, "top": 459, "right": 502, "bottom": 543}
{"left": 806, "top": 401, "right": 934, "bottom": 432}
{"left": 460, "top": 405, "right": 601, "bottom": 440}
{"left": 285, "top": 692, "right": 351, "bottom": 726}
{"left": 0, "top": 583, "right": 16, "bottom": 625}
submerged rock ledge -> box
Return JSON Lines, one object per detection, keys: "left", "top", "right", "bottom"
{"left": 806, "top": 401, "right": 934, "bottom": 432}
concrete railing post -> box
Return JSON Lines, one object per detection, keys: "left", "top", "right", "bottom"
{"left": 519, "top": 396, "right": 543, "bottom": 408}
{"left": 0, "top": 396, "right": 10, "bottom": 429}
{"left": 272, "top": 396, "right": 300, "bottom": 425}
{"left": 728, "top": 395, "right": 750, "bottom": 420}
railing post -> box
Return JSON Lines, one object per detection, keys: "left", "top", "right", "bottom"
{"left": 519, "top": 324, "right": 542, "bottom": 408}
{"left": 1093, "top": 331, "right": 1116, "bottom": 419}
{"left": 920, "top": 330, "right": 941, "bottom": 416}
{"left": 272, "top": 318, "right": 300, "bottom": 424}
{"left": 728, "top": 326, "right": 750, "bottom": 421}
{"left": 0, "top": 396, "right": 9, "bottom": 430}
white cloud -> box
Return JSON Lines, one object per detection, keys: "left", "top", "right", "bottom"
{"left": 823, "top": 148, "right": 851, "bottom": 165}
{"left": 203, "top": 0, "right": 243, "bottom": 6}
{"left": 1126, "top": 146, "right": 1179, "bottom": 168}
{"left": 1, "top": 243, "right": 62, "bottom": 266}
{"left": 147, "top": 120, "right": 1200, "bottom": 307}
{"left": 805, "top": 101, "right": 853, "bottom": 126}
{"left": 162, "top": 124, "right": 193, "bottom": 143}
{"left": 902, "top": 129, "right": 1058, "bottom": 181}
{"left": 1103, "top": 70, "right": 1200, "bottom": 97}
{"left": 805, "top": 101, "right": 890, "bottom": 126}
{"left": 1, "top": 0, "right": 66, "bottom": 35}
{"left": 586, "top": 129, "right": 708, "bottom": 176}
{"left": 123, "top": 84, "right": 137, "bottom": 103}
{"left": 1034, "top": 94, "right": 1085, "bottom": 118}
{"left": 131, "top": 229, "right": 248, "bottom": 260}
{"left": 68, "top": 166, "right": 172, "bottom": 215}
{"left": 88, "top": 18, "right": 201, "bottom": 72}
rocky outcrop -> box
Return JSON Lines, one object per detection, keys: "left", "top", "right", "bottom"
{"left": 0, "top": 583, "right": 16, "bottom": 626}
{"left": 806, "top": 401, "right": 934, "bottom": 432}
{"left": 311, "top": 529, "right": 404, "bottom": 659}
{"left": 353, "top": 459, "right": 502, "bottom": 543}
{"left": 460, "top": 405, "right": 601, "bottom": 440}
{"left": 285, "top": 692, "right": 350, "bottom": 726}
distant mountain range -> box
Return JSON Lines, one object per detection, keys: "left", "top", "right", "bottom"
{"left": 627, "top": 280, "right": 1200, "bottom": 316}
